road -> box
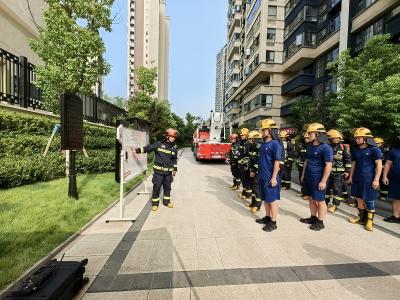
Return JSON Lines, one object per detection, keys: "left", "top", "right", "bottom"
{"left": 60, "top": 149, "right": 400, "bottom": 299}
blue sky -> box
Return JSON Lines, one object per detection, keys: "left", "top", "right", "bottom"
{"left": 102, "top": 0, "right": 227, "bottom": 119}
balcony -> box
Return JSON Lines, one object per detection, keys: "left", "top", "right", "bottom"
{"left": 228, "top": 12, "right": 242, "bottom": 38}
{"left": 282, "top": 72, "right": 314, "bottom": 95}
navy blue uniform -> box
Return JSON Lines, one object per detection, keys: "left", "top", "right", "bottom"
{"left": 303, "top": 143, "right": 333, "bottom": 201}
{"left": 238, "top": 140, "right": 252, "bottom": 198}
{"left": 229, "top": 141, "right": 241, "bottom": 187}
{"left": 136, "top": 140, "right": 178, "bottom": 206}
{"left": 351, "top": 146, "right": 382, "bottom": 210}
{"left": 258, "top": 139, "right": 282, "bottom": 203}
{"left": 387, "top": 148, "right": 400, "bottom": 200}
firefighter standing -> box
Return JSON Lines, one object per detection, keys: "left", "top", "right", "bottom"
{"left": 348, "top": 128, "right": 383, "bottom": 231}
{"left": 326, "top": 129, "right": 352, "bottom": 213}
{"left": 382, "top": 145, "right": 400, "bottom": 224}
{"left": 228, "top": 134, "right": 241, "bottom": 190}
{"left": 375, "top": 137, "right": 388, "bottom": 201}
{"left": 280, "top": 131, "right": 295, "bottom": 190}
{"left": 135, "top": 128, "right": 179, "bottom": 212}
{"left": 296, "top": 132, "right": 310, "bottom": 197}
{"left": 247, "top": 130, "right": 262, "bottom": 213}
{"left": 300, "top": 123, "right": 333, "bottom": 231}
{"left": 238, "top": 128, "right": 252, "bottom": 200}
{"left": 255, "top": 119, "right": 282, "bottom": 232}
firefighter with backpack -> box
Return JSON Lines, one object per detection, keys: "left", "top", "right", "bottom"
{"left": 325, "top": 129, "right": 352, "bottom": 213}
{"left": 228, "top": 133, "right": 241, "bottom": 190}
{"left": 135, "top": 128, "right": 179, "bottom": 212}
{"left": 246, "top": 130, "right": 263, "bottom": 213}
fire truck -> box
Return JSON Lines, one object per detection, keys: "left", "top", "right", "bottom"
{"left": 192, "top": 112, "right": 231, "bottom": 161}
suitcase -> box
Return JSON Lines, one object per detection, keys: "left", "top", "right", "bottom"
{"left": 5, "top": 259, "right": 89, "bottom": 300}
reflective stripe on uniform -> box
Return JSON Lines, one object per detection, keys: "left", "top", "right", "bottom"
{"left": 255, "top": 198, "right": 262, "bottom": 202}
{"left": 157, "top": 148, "right": 175, "bottom": 155}
{"left": 140, "top": 147, "right": 144, "bottom": 153}
{"left": 164, "top": 196, "right": 171, "bottom": 200}
{"left": 152, "top": 198, "right": 160, "bottom": 202}
{"left": 245, "top": 189, "right": 252, "bottom": 193}
{"left": 332, "top": 167, "right": 345, "bottom": 172}
{"left": 154, "top": 165, "right": 174, "bottom": 172}
{"left": 345, "top": 164, "right": 352, "bottom": 168}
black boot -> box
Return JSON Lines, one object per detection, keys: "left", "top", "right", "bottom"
{"left": 263, "top": 221, "right": 277, "bottom": 232}
{"left": 256, "top": 216, "right": 271, "bottom": 224}
{"left": 310, "top": 219, "right": 325, "bottom": 231}
{"left": 300, "top": 215, "right": 317, "bottom": 224}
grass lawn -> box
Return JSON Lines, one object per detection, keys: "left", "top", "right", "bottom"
{"left": 0, "top": 172, "right": 143, "bottom": 291}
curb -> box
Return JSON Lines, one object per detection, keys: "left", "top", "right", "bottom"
{"left": 0, "top": 175, "right": 147, "bottom": 298}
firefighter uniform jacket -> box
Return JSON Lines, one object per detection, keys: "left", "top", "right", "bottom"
{"left": 229, "top": 141, "right": 241, "bottom": 165}
{"left": 297, "top": 143, "right": 308, "bottom": 169}
{"left": 331, "top": 143, "right": 351, "bottom": 173}
{"left": 238, "top": 140, "right": 251, "bottom": 171}
{"left": 248, "top": 142, "right": 261, "bottom": 175}
{"left": 283, "top": 140, "right": 296, "bottom": 163}
{"left": 136, "top": 139, "right": 178, "bottom": 174}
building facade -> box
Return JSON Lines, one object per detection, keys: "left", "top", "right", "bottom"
{"left": 127, "top": 0, "right": 170, "bottom": 101}
{"left": 280, "top": 0, "right": 400, "bottom": 129}
{"left": 224, "top": 0, "right": 286, "bottom": 132}
{"left": 215, "top": 45, "right": 227, "bottom": 113}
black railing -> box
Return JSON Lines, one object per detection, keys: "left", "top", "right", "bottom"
{"left": 0, "top": 48, "right": 126, "bottom": 126}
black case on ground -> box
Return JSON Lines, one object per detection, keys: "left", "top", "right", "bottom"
{"left": 5, "top": 260, "right": 88, "bottom": 300}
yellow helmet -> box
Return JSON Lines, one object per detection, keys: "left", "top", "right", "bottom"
{"left": 327, "top": 129, "right": 343, "bottom": 139}
{"left": 240, "top": 128, "right": 250, "bottom": 137}
{"left": 374, "top": 137, "right": 384, "bottom": 144}
{"left": 279, "top": 130, "right": 289, "bottom": 139}
{"left": 307, "top": 123, "right": 326, "bottom": 133}
{"left": 248, "top": 130, "right": 262, "bottom": 139}
{"left": 354, "top": 127, "right": 373, "bottom": 138}
{"left": 260, "top": 119, "right": 278, "bottom": 130}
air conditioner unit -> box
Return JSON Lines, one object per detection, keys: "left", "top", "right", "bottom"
{"left": 245, "top": 48, "right": 251, "bottom": 57}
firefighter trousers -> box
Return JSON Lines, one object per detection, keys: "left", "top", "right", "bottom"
{"left": 239, "top": 168, "right": 252, "bottom": 198}
{"left": 326, "top": 172, "right": 344, "bottom": 206}
{"left": 282, "top": 162, "right": 292, "bottom": 189}
{"left": 230, "top": 163, "right": 241, "bottom": 186}
{"left": 298, "top": 166, "right": 304, "bottom": 195}
{"left": 152, "top": 172, "right": 173, "bottom": 206}
{"left": 250, "top": 175, "right": 261, "bottom": 208}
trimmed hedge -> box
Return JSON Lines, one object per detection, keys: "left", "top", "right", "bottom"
{"left": 0, "top": 110, "right": 117, "bottom": 188}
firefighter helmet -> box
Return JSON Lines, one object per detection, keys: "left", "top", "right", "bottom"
{"left": 248, "top": 130, "right": 262, "bottom": 139}
{"left": 279, "top": 130, "right": 289, "bottom": 139}
{"left": 327, "top": 129, "right": 343, "bottom": 139}
{"left": 165, "top": 128, "right": 179, "bottom": 138}
{"left": 374, "top": 137, "right": 384, "bottom": 144}
{"left": 354, "top": 127, "right": 373, "bottom": 138}
{"left": 260, "top": 119, "right": 278, "bottom": 130}
{"left": 307, "top": 123, "right": 326, "bottom": 133}
{"left": 240, "top": 128, "right": 250, "bottom": 137}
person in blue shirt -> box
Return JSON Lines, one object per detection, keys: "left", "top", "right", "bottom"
{"left": 300, "top": 123, "right": 333, "bottom": 231}
{"left": 382, "top": 146, "right": 400, "bottom": 224}
{"left": 255, "top": 119, "right": 282, "bottom": 232}
{"left": 348, "top": 128, "right": 383, "bottom": 231}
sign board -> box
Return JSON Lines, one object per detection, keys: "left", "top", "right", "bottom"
{"left": 117, "top": 125, "right": 148, "bottom": 183}
{"left": 61, "top": 93, "right": 83, "bottom": 150}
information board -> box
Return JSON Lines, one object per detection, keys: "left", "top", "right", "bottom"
{"left": 117, "top": 125, "right": 148, "bottom": 183}
{"left": 61, "top": 93, "right": 83, "bottom": 150}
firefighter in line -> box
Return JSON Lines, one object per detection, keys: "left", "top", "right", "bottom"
{"left": 228, "top": 133, "right": 241, "bottom": 190}
{"left": 325, "top": 129, "right": 352, "bottom": 213}
{"left": 255, "top": 119, "right": 282, "bottom": 232}
{"left": 135, "top": 128, "right": 179, "bottom": 212}
{"left": 348, "top": 128, "right": 383, "bottom": 231}
{"left": 300, "top": 123, "right": 333, "bottom": 231}
{"left": 296, "top": 132, "right": 310, "bottom": 197}
{"left": 382, "top": 142, "right": 400, "bottom": 224}
{"left": 279, "top": 130, "right": 295, "bottom": 190}
{"left": 247, "top": 130, "right": 262, "bottom": 213}
{"left": 375, "top": 137, "right": 388, "bottom": 201}
{"left": 238, "top": 128, "right": 252, "bottom": 200}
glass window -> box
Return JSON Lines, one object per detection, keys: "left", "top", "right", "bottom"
{"left": 247, "top": 0, "right": 261, "bottom": 27}
{"left": 268, "top": 6, "right": 277, "bottom": 18}
{"left": 267, "top": 28, "right": 276, "bottom": 41}
{"left": 266, "top": 51, "right": 275, "bottom": 62}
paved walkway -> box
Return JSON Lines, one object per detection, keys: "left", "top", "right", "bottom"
{"left": 60, "top": 149, "right": 400, "bottom": 299}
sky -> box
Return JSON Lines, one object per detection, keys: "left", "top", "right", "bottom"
{"left": 102, "top": 0, "right": 228, "bottom": 119}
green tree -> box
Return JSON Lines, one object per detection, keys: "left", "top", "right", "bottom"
{"left": 127, "top": 66, "right": 176, "bottom": 141}
{"left": 329, "top": 34, "right": 400, "bottom": 141}
{"left": 103, "top": 94, "right": 127, "bottom": 109}
{"left": 30, "top": 0, "right": 114, "bottom": 112}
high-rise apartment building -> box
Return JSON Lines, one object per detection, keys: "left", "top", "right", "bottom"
{"left": 127, "top": 0, "right": 170, "bottom": 100}
{"left": 215, "top": 45, "right": 227, "bottom": 113}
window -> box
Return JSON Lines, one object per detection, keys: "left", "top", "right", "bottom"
{"left": 261, "top": 95, "right": 273, "bottom": 108}
{"left": 268, "top": 6, "right": 277, "bottom": 18}
{"left": 266, "top": 51, "right": 275, "bottom": 62}
{"left": 247, "top": 0, "right": 261, "bottom": 27}
{"left": 325, "top": 78, "right": 337, "bottom": 95}
{"left": 315, "top": 57, "right": 325, "bottom": 79}
{"left": 267, "top": 28, "right": 276, "bottom": 41}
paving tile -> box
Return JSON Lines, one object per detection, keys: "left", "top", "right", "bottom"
{"left": 147, "top": 288, "right": 190, "bottom": 300}
{"left": 65, "top": 240, "right": 120, "bottom": 256}
{"left": 82, "top": 290, "right": 149, "bottom": 300}
{"left": 172, "top": 238, "right": 198, "bottom": 271}
{"left": 64, "top": 256, "right": 108, "bottom": 276}
{"left": 216, "top": 237, "right": 247, "bottom": 269}
{"left": 196, "top": 238, "right": 224, "bottom": 270}
{"left": 119, "top": 240, "right": 155, "bottom": 274}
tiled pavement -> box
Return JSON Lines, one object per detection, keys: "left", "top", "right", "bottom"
{"left": 58, "top": 149, "right": 400, "bottom": 299}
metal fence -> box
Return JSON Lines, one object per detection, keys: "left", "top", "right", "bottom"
{"left": 0, "top": 48, "right": 126, "bottom": 126}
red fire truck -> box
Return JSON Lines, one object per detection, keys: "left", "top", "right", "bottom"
{"left": 192, "top": 112, "right": 231, "bottom": 161}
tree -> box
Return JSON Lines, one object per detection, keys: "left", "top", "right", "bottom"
{"left": 329, "top": 34, "right": 400, "bottom": 141}
{"left": 104, "top": 94, "right": 127, "bottom": 109}
{"left": 30, "top": 0, "right": 114, "bottom": 112}
{"left": 127, "top": 66, "right": 176, "bottom": 141}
